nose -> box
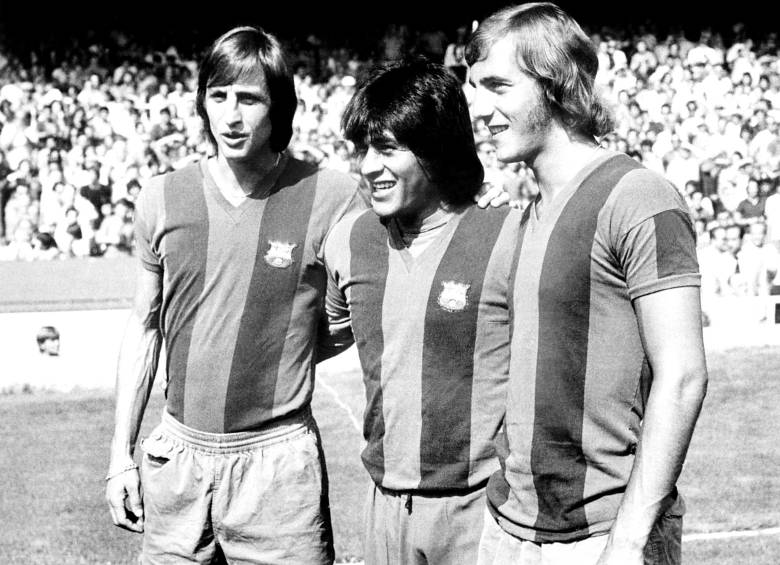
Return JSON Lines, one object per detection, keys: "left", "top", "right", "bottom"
{"left": 360, "top": 147, "right": 383, "bottom": 179}
{"left": 470, "top": 86, "right": 494, "bottom": 124}
{"left": 224, "top": 91, "right": 241, "bottom": 126}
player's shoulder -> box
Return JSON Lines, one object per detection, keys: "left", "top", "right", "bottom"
{"left": 323, "top": 208, "right": 375, "bottom": 264}
{"left": 314, "top": 166, "right": 358, "bottom": 190}
{"left": 284, "top": 157, "right": 361, "bottom": 207}
{"left": 329, "top": 208, "right": 374, "bottom": 242}
{"left": 598, "top": 155, "right": 685, "bottom": 219}
{"left": 144, "top": 161, "right": 202, "bottom": 196}
{"left": 610, "top": 159, "right": 682, "bottom": 206}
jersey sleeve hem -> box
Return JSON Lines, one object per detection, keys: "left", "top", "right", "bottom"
{"left": 628, "top": 273, "right": 702, "bottom": 301}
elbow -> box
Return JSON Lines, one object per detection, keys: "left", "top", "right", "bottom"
{"left": 678, "top": 366, "right": 709, "bottom": 407}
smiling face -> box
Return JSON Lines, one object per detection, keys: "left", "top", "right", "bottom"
{"left": 205, "top": 68, "right": 274, "bottom": 165}
{"left": 360, "top": 131, "right": 439, "bottom": 223}
{"left": 469, "top": 34, "right": 553, "bottom": 165}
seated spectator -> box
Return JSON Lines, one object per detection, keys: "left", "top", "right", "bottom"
{"left": 78, "top": 165, "right": 110, "bottom": 227}
{"left": 735, "top": 177, "right": 766, "bottom": 225}
{"left": 148, "top": 107, "right": 183, "bottom": 144}
{"left": 699, "top": 224, "right": 740, "bottom": 299}
{"left": 3, "top": 181, "right": 38, "bottom": 239}
{"left": 688, "top": 187, "right": 716, "bottom": 224}
{"left": 54, "top": 206, "right": 89, "bottom": 257}
{"left": 738, "top": 222, "right": 779, "bottom": 296}
{"left": 0, "top": 218, "right": 35, "bottom": 261}
{"left": 94, "top": 198, "right": 134, "bottom": 257}
{"left": 38, "top": 181, "right": 75, "bottom": 233}
{"left": 30, "top": 231, "right": 61, "bottom": 260}
{"left": 765, "top": 179, "right": 780, "bottom": 251}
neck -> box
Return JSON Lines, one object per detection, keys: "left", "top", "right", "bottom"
{"left": 213, "top": 150, "right": 281, "bottom": 196}
{"left": 395, "top": 202, "right": 452, "bottom": 234}
{"left": 527, "top": 126, "right": 600, "bottom": 203}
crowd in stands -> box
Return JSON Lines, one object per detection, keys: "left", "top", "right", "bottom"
{"left": 1, "top": 22, "right": 779, "bottom": 320}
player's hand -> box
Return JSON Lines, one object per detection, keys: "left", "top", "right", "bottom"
{"left": 106, "top": 468, "right": 144, "bottom": 533}
{"left": 475, "top": 183, "right": 512, "bottom": 209}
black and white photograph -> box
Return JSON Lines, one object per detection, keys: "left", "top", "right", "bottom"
{"left": 0, "top": 1, "right": 778, "bottom": 563}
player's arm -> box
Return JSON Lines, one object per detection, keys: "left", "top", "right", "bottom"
{"left": 597, "top": 285, "right": 708, "bottom": 564}
{"left": 316, "top": 215, "right": 356, "bottom": 363}
{"left": 316, "top": 257, "right": 354, "bottom": 362}
{"left": 105, "top": 264, "right": 163, "bottom": 533}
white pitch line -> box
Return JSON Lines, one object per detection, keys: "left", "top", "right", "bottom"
{"left": 683, "top": 527, "right": 780, "bottom": 542}
{"left": 319, "top": 378, "right": 364, "bottom": 438}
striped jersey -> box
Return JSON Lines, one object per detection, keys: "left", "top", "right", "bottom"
{"left": 488, "top": 152, "right": 701, "bottom": 542}
{"left": 324, "top": 205, "right": 521, "bottom": 492}
{"left": 134, "top": 155, "right": 364, "bottom": 433}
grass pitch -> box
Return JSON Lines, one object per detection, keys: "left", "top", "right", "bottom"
{"left": 0, "top": 346, "right": 778, "bottom": 564}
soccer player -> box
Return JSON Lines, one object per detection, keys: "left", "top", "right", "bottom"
{"left": 105, "top": 26, "right": 364, "bottom": 564}
{"left": 322, "top": 58, "right": 520, "bottom": 564}
{"left": 467, "top": 4, "right": 708, "bottom": 564}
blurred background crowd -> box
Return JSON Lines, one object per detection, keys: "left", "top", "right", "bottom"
{"left": 0, "top": 20, "right": 778, "bottom": 320}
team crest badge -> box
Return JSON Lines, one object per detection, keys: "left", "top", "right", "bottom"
{"left": 438, "top": 281, "right": 470, "bottom": 312}
{"left": 264, "top": 241, "right": 297, "bottom": 268}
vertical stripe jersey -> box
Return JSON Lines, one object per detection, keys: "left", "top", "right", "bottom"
{"left": 134, "top": 155, "right": 364, "bottom": 433}
{"left": 324, "top": 205, "right": 521, "bottom": 492}
{"left": 487, "top": 151, "right": 701, "bottom": 542}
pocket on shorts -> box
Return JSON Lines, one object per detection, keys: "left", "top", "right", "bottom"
{"left": 140, "top": 432, "right": 177, "bottom": 469}
{"left": 273, "top": 430, "right": 325, "bottom": 513}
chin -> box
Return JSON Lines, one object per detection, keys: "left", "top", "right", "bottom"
{"left": 496, "top": 147, "right": 524, "bottom": 164}
{"left": 371, "top": 205, "right": 395, "bottom": 218}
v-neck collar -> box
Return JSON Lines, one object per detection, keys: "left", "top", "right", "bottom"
{"left": 531, "top": 150, "right": 616, "bottom": 225}
{"left": 201, "top": 154, "right": 289, "bottom": 222}
{"left": 386, "top": 208, "right": 465, "bottom": 273}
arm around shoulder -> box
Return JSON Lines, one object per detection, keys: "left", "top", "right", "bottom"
{"left": 317, "top": 212, "right": 362, "bottom": 362}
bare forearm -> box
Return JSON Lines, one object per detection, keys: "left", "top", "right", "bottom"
{"left": 109, "top": 310, "right": 162, "bottom": 467}
{"left": 610, "top": 368, "right": 707, "bottom": 548}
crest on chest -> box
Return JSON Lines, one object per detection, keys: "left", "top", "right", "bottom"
{"left": 437, "top": 281, "right": 471, "bottom": 312}
{"left": 264, "top": 240, "right": 297, "bottom": 268}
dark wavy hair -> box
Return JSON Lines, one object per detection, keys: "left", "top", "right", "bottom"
{"left": 196, "top": 26, "right": 296, "bottom": 153}
{"left": 466, "top": 2, "right": 614, "bottom": 138}
{"left": 342, "top": 58, "right": 484, "bottom": 207}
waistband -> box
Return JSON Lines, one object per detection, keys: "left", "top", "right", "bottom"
{"left": 376, "top": 480, "right": 487, "bottom": 499}
{"left": 157, "top": 406, "right": 314, "bottom": 454}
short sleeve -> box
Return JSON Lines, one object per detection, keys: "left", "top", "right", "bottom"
{"left": 608, "top": 169, "right": 701, "bottom": 300}
{"left": 134, "top": 177, "right": 164, "bottom": 274}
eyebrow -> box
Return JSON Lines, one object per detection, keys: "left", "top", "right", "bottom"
{"left": 475, "top": 75, "right": 510, "bottom": 88}
{"left": 207, "top": 85, "right": 266, "bottom": 94}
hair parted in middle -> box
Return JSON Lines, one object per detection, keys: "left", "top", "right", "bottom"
{"left": 342, "top": 57, "right": 484, "bottom": 207}
{"left": 196, "top": 25, "right": 297, "bottom": 153}
{"left": 466, "top": 2, "right": 614, "bottom": 138}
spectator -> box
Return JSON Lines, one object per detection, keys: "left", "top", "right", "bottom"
{"left": 765, "top": 179, "right": 780, "bottom": 251}
{"left": 78, "top": 165, "right": 111, "bottom": 225}
{"left": 94, "top": 198, "right": 134, "bottom": 256}
{"left": 738, "top": 221, "right": 779, "bottom": 296}
{"left": 735, "top": 177, "right": 767, "bottom": 224}
{"left": 699, "top": 224, "right": 740, "bottom": 301}
{"left": 0, "top": 18, "right": 777, "bottom": 300}
{"left": 31, "top": 232, "right": 61, "bottom": 260}
{"left": 443, "top": 25, "right": 469, "bottom": 82}
{"left": 36, "top": 326, "right": 60, "bottom": 356}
